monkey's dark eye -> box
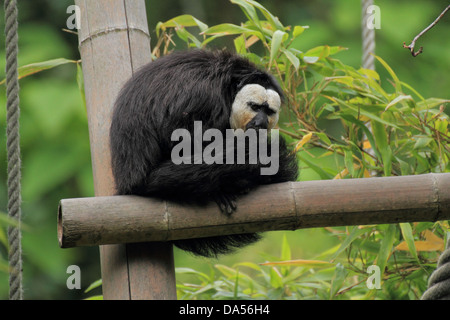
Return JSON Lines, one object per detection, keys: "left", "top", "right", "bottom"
{"left": 247, "top": 102, "right": 260, "bottom": 112}
{"left": 266, "top": 108, "right": 276, "bottom": 116}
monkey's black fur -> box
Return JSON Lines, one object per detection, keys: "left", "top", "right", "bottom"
{"left": 110, "top": 49, "right": 298, "bottom": 257}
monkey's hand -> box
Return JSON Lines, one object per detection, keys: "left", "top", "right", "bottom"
{"left": 213, "top": 193, "right": 237, "bottom": 215}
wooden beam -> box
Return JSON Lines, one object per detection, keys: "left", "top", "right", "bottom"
{"left": 75, "top": 0, "right": 176, "bottom": 299}
{"left": 58, "top": 173, "right": 450, "bottom": 248}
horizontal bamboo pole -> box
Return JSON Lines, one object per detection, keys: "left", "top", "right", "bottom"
{"left": 58, "top": 173, "right": 450, "bottom": 248}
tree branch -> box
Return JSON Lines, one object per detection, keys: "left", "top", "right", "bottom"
{"left": 403, "top": 5, "right": 449, "bottom": 57}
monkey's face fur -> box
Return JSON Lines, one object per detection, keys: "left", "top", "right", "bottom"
{"left": 230, "top": 84, "right": 281, "bottom": 131}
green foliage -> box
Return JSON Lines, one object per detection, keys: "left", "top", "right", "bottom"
{"left": 157, "top": 0, "right": 449, "bottom": 300}
{"left": 177, "top": 234, "right": 336, "bottom": 300}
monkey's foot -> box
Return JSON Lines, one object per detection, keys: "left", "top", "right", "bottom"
{"left": 214, "top": 194, "right": 237, "bottom": 215}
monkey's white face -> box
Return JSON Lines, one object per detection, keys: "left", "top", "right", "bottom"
{"left": 230, "top": 84, "right": 281, "bottom": 130}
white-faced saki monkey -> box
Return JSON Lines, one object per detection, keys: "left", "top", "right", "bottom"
{"left": 110, "top": 49, "right": 298, "bottom": 257}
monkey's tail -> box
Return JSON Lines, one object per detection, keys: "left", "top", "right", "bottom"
{"left": 173, "top": 233, "right": 262, "bottom": 258}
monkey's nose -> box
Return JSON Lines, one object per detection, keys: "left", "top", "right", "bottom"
{"left": 246, "top": 114, "right": 268, "bottom": 130}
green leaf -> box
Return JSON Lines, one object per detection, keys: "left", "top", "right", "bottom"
{"left": 371, "top": 120, "right": 392, "bottom": 175}
{"left": 158, "top": 14, "right": 208, "bottom": 32}
{"left": 243, "top": 0, "right": 285, "bottom": 31}
{"left": 376, "top": 224, "right": 397, "bottom": 280}
{"left": 316, "top": 132, "right": 331, "bottom": 146}
{"left": 416, "top": 98, "right": 450, "bottom": 111}
{"left": 400, "top": 81, "right": 425, "bottom": 101}
{"left": 176, "top": 267, "right": 211, "bottom": 282}
{"left": 281, "top": 48, "right": 300, "bottom": 70}
{"left": 374, "top": 55, "right": 402, "bottom": 93}
{"left": 358, "top": 68, "right": 380, "bottom": 81}
{"left": 330, "top": 263, "right": 348, "bottom": 299}
{"left": 381, "top": 147, "right": 393, "bottom": 176}
{"left": 231, "top": 0, "right": 261, "bottom": 28}
{"left": 399, "top": 223, "right": 419, "bottom": 263}
{"left": 269, "top": 267, "right": 283, "bottom": 288}
{"left": 328, "top": 46, "right": 348, "bottom": 56}
{"left": 344, "top": 149, "right": 354, "bottom": 177}
{"left": 293, "top": 26, "right": 306, "bottom": 38}
{"left": 84, "top": 295, "right": 103, "bottom": 300}
{"left": 215, "top": 264, "right": 238, "bottom": 278}
{"left": 305, "top": 46, "right": 329, "bottom": 58}
{"left": 303, "top": 56, "right": 319, "bottom": 64}
{"left": 84, "top": 279, "right": 102, "bottom": 293}
{"left": 338, "top": 115, "right": 378, "bottom": 163}
{"left": 330, "top": 227, "right": 367, "bottom": 261}
{"left": 298, "top": 154, "right": 334, "bottom": 180}
{"left": 0, "top": 58, "right": 78, "bottom": 85}
{"left": 174, "top": 23, "right": 202, "bottom": 48}
{"left": 384, "top": 95, "right": 413, "bottom": 112}
{"left": 270, "top": 30, "right": 286, "bottom": 65}
{"left": 326, "top": 76, "right": 354, "bottom": 86}
{"left": 281, "top": 234, "right": 291, "bottom": 261}
{"left": 413, "top": 137, "right": 433, "bottom": 150}
{"left": 203, "top": 23, "right": 263, "bottom": 41}
{"left": 328, "top": 96, "right": 401, "bottom": 129}
{"left": 435, "top": 119, "right": 448, "bottom": 135}
{"left": 0, "top": 211, "right": 29, "bottom": 231}
{"left": 234, "top": 35, "right": 246, "bottom": 54}
{"left": 76, "top": 63, "right": 85, "bottom": 108}
{"left": 0, "top": 225, "right": 7, "bottom": 248}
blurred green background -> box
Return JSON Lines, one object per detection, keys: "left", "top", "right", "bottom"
{"left": 0, "top": 0, "right": 448, "bottom": 299}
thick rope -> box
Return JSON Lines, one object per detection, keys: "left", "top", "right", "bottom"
{"left": 361, "top": 0, "right": 375, "bottom": 70}
{"left": 4, "top": 0, "right": 23, "bottom": 300}
{"left": 421, "top": 238, "right": 450, "bottom": 300}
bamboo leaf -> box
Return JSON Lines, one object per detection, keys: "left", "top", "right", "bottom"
{"left": 84, "top": 279, "right": 102, "bottom": 293}
{"left": 374, "top": 55, "right": 402, "bottom": 93}
{"left": 76, "top": 63, "right": 86, "bottom": 108}
{"left": 281, "top": 48, "right": 300, "bottom": 70}
{"left": 231, "top": 0, "right": 261, "bottom": 28}
{"left": 203, "top": 23, "right": 264, "bottom": 42}
{"left": 371, "top": 120, "right": 392, "bottom": 176}
{"left": 330, "top": 227, "right": 368, "bottom": 261}
{"left": 244, "top": 0, "right": 285, "bottom": 31}
{"left": 305, "top": 46, "right": 330, "bottom": 60}
{"left": 234, "top": 35, "right": 246, "bottom": 54}
{"left": 416, "top": 98, "right": 450, "bottom": 111}
{"left": 376, "top": 224, "right": 396, "bottom": 280}
{"left": 399, "top": 223, "right": 419, "bottom": 262}
{"left": 384, "top": 95, "right": 413, "bottom": 112}
{"left": 344, "top": 149, "right": 355, "bottom": 177}
{"left": 358, "top": 68, "right": 380, "bottom": 81}
{"left": 298, "top": 154, "right": 334, "bottom": 180}
{"left": 158, "top": 14, "right": 208, "bottom": 32}
{"left": 293, "top": 25, "right": 306, "bottom": 38}
{"left": 413, "top": 137, "right": 433, "bottom": 150}
{"left": 330, "top": 263, "right": 347, "bottom": 299}
{"left": 326, "top": 96, "right": 401, "bottom": 129}
{"left": 0, "top": 58, "right": 78, "bottom": 85}
{"left": 281, "top": 234, "right": 291, "bottom": 261}
{"left": 294, "top": 132, "right": 312, "bottom": 152}
{"left": 260, "top": 259, "right": 334, "bottom": 268}
{"left": 269, "top": 267, "right": 283, "bottom": 288}
{"left": 270, "top": 30, "right": 286, "bottom": 65}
